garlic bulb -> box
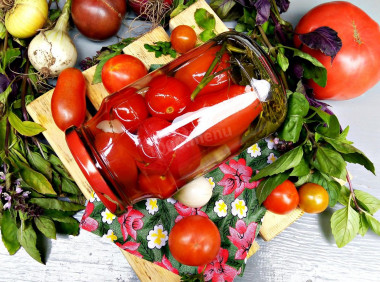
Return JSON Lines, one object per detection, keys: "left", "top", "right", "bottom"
{"left": 28, "top": 0, "right": 77, "bottom": 77}
{"left": 173, "top": 177, "right": 213, "bottom": 208}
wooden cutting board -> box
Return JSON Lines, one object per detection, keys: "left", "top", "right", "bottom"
{"left": 26, "top": 0, "right": 303, "bottom": 280}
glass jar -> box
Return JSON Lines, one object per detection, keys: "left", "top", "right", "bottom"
{"left": 66, "top": 31, "right": 287, "bottom": 215}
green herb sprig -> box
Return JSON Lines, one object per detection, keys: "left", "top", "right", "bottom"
{"left": 144, "top": 41, "right": 177, "bottom": 58}
{"left": 194, "top": 8, "right": 216, "bottom": 42}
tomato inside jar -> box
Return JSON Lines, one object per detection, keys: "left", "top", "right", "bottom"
{"left": 65, "top": 31, "right": 287, "bottom": 213}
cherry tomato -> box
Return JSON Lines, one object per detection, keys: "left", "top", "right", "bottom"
{"left": 263, "top": 180, "right": 299, "bottom": 215}
{"left": 169, "top": 215, "right": 221, "bottom": 266}
{"left": 137, "top": 117, "right": 202, "bottom": 178}
{"left": 170, "top": 25, "right": 197, "bottom": 54}
{"left": 175, "top": 45, "right": 231, "bottom": 96}
{"left": 51, "top": 68, "right": 86, "bottom": 132}
{"left": 298, "top": 183, "right": 329, "bottom": 214}
{"left": 145, "top": 75, "right": 191, "bottom": 121}
{"left": 138, "top": 173, "right": 178, "bottom": 199}
{"left": 294, "top": 2, "right": 380, "bottom": 100}
{"left": 185, "top": 84, "right": 263, "bottom": 146}
{"left": 101, "top": 54, "right": 148, "bottom": 94}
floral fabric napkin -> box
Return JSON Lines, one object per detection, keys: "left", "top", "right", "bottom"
{"left": 80, "top": 137, "right": 280, "bottom": 281}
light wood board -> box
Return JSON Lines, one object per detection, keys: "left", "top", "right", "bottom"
{"left": 26, "top": 0, "right": 299, "bottom": 279}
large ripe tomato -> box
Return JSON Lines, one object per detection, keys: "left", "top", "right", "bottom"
{"left": 101, "top": 54, "right": 148, "bottom": 94}
{"left": 51, "top": 68, "right": 86, "bottom": 131}
{"left": 263, "top": 180, "right": 299, "bottom": 214}
{"left": 175, "top": 45, "right": 231, "bottom": 96}
{"left": 185, "top": 84, "right": 263, "bottom": 146}
{"left": 294, "top": 1, "right": 380, "bottom": 100}
{"left": 298, "top": 183, "right": 329, "bottom": 214}
{"left": 145, "top": 75, "right": 191, "bottom": 121}
{"left": 168, "top": 215, "right": 221, "bottom": 266}
{"left": 170, "top": 25, "right": 197, "bottom": 54}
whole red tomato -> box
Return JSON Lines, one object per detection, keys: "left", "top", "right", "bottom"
{"left": 294, "top": 1, "right": 380, "bottom": 100}
{"left": 186, "top": 85, "right": 263, "bottom": 146}
{"left": 168, "top": 215, "right": 221, "bottom": 266}
{"left": 175, "top": 45, "right": 230, "bottom": 96}
{"left": 138, "top": 173, "right": 178, "bottom": 199}
{"left": 298, "top": 183, "right": 329, "bottom": 214}
{"left": 263, "top": 180, "right": 299, "bottom": 214}
{"left": 101, "top": 54, "right": 148, "bottom": 94}
{"left": 145, "top": 75, "right": 191, "bottom": 121}
{"left": 170, "top": 25, "right": 197, "bottom": 54}
{"left": 51, "top": 68, "right": 86, "bottom": 131}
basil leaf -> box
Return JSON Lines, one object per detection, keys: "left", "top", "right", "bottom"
{"left": 364, "top": 213, "right": 380, "bottom": 236}
{"left": 277, "top": 51, "right": 289, "bottom": 72}
{"left": 194, "top": 8, "right": 216, "bottom": 30}
{"left": 326, "top": 180, "right": 341, "bottom": 207}
{"left": 92, "top": 51, "right": 121, "bottom": 84}
{"left": 62, "top": 177, "right": 81, "bottom": 195}
{"left": 358, "top": 213, "right": 369, "bottom": 236}
{"left": 254, "top": 0, "right": 271, "bottom": 25}
{"left": 316, "top": 115, "right": 340, "bottom": 139}
{"left": 1, "top": 210, "right": 21, "bottom": 255}
{"left": 17, "top": 220, "right": 43, "bottom": 263}
{"left": 255, "top": 172, "right": 290, "bottom": 204}
{"left": 55, "top": 220, "right": 80, "bottom": 236}
{"left": 209, "top": 0, "right": 236, "bottom": 20}
{"left": 49, "top": 154, "right": 74, "bottom": 181}
{"left": 354, "top": 190, "right": 380, "bottom": 214}
{"left": 27, "top": 151, "right": 52, "bottom": 181}
{"left": 2, "top": 48, "right": 20, "bottom": 70}
{"left": 290, "top": 157, "right": 310, "bottom": 177}
{"left": 251, "top": 146, "right": 303, "bottom": 181}
{"left": 34, "top": 216, "right": 57, "bottom": 240}
{"left": 313, "top": 146, "right": 346, "bottom": 180}
{"left": 199, "top": 29, "right": 217, "bottom": 42}
{"left": 338, "top": 186, "right": 350, "bottom": 206}
{"left": 8, "top": 111, "right": 45, "bottom": 137}
{"left": 331, "top": 204, "right": 360, "bottom": 248}
{"left": 30, "top": 198, "right": 85, "bottom": 212}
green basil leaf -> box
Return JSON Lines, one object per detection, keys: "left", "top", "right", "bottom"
{"left": 288, "top": 92, "right": 309, "bottom": 116}
{"left": 51, "top": 215, "right": 80, "bottom": 225}
{"left": 331, "top": 204, "right": 360, "bottom": 248}
{"left": 8, "top": 111, "right": 45, "bottom": 137}
{"left": 209, "top": 0, "right": 236, "bottom": 19}
{"left": 194, "top": 8, "right": 216, "bottom": 30}
{"left": 0, "top": 21, "right": 6, "bottom": 40}
{"left": 17, "top": 220, "right": 43, "bottom": 263}
{"left": 338, "top": 186, "right": 350, "bottom": 206}
{"left": 62, "top": 177, "right": 81, "bottom": 195}
{"left": 326, "top": 180, "right": 341, "bottom": 207}
{"left": 30, "top": 198, "right": 85, "bottom": 212}
{"left": 277, "top": 51, "right": 289, "bottom": 72}
{"left": 358, "top": 213, "right": 369, "bottom": 236}
{"left": 27, "top": 151, "right": 52, "bottom": 181}
{"left": 364, "top": 213, "right": 380, "bottom": 236}
{"left": 92, "top": 51, "right": 121, "bottom": 84}
{"left": 199, "top": 29, "right": 217, "bottom": 42}
{"left": 290, "top": 157, "right": 310, "bottom": 177}
{"left": 34, "top": 216, "right": 56, "bottom": 240}
{"left": 255, "top": 172, "right": 290, "bottom": 204}
{"left": 55, "top": 220, "right": 80, "bottom": 236}
{"left": 1, "top": 210, "right": 21, "bottom": 255}
{"left": 49, "top": 154, "right": 74, "bottom": 180}
{"left": 251, "top": 146, "right": 303, "bottom": 181}
{"left": 354, "top": 190, "right": 380, "bottom": 214}
{"left": 0, "top": 84, "right": 13, "bottom": 108}
{"left": 316, "top": 114, "right": 340, "bottom": 139}
{"left": 313, "top": 146, "right": 346, "bottom": 180}
{"left": 2, "top": 48, "right": 21, "bottom": 70}
{"left": 42, "top": 209, "right": 77, "bottom": 218}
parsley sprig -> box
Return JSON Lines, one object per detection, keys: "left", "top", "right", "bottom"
{"left": 144, "top": 41, "right": 177, "bottom": 58}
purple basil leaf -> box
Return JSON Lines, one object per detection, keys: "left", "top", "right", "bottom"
{"left": 292, "top": 63, "right": 304, "bottom": 79}
{"left": 0, "top": 73, "right": 18, "bottom": 96}
{"left": 298, "top": 26, "right": 342, "bottom": 62}
{"left": 275, "top": 0, "right": 289, "bottom": 13}
{"left": 254, "top": 0, "right": 271, "bottom": 25}
{"left": 234, "top": 0, "right": 255, "bottom": 8}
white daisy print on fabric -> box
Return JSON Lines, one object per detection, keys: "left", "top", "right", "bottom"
{"left": 89, "top": 191, "right": 100, "bottom": 202}
{"left": 103, "top": 229, "right": 117, "bottom": 242}
{"left": 231, "top": 198, "right": 248, "bottom": 219}
{"left": 247, "top": 143, "right": 261, "bottom": 158}
{"left": 267, "top": 152, "right": 277, "bottom": 164}
{"left": 214, "top": 199, "right": 228, "bottom": 217}
{"left": 265, "top": 135, "right": 277, "bottom": 150}
{"left": 146, "top": 198, "right": 159, "bottom": 215}
{"left": 147, "top": 225, "right": 168, "bottom": 249}
{"left": 167, "top": 198, "right": 177, "bottom": 204}
{"left": 101, "top": 208, "right": 116, "bottom": 224}
{"left": 207, "top": 177, "right": 216, "bottom": 189}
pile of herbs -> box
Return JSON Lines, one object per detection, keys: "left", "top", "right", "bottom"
{"left": 206, "top": 0, "right": 380, "bottom": 247}
{"left": 0, "top": 2, "right": 85, "bottom": 263}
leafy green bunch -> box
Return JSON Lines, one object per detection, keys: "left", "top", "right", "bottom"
{"left": 0, "top": 2, "right": 85, "bottom": 263}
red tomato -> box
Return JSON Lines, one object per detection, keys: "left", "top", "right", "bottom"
{"left": 294, "top": 1, "right": 380, "bottom": 100}
{"left": 101, "top": 54, "right": 148, "bottom": 94}
{"left": 138, "top": 173, "right": 178, "bottom": 199}
{"left": 51, "top": 68, "right": 86, "bottom": 131}
{"left": 137, "top": 117, "right": 202, "bottom": 178}
{"left": 169, "top": 215, "right": 221, "bottom": 266}
{"left": 175, "top": 45, "right": 231, "bottom": 96}
{"left": 145, "top": 75, "right": 191, "bottom": 121}
{"left": 298, "top": 183, "right": 329, "bottom": 214}
{"left": 185, "top": 85, "right": 263, "bottom": 146}
{"left": 263, "top": 180, "right": 299, "bottom": 214}
{"left": 170, "top": 25, "right": 197, "bottom": 54}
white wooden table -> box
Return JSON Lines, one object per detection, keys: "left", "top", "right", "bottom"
{"left": 1, "top": 0, "right": 380, "bottom": 281}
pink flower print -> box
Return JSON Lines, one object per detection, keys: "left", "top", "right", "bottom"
{"left": 218, "top": 158, "right": 259, "bottom": 198}
{"left": 116, "top": 241, "right": 143, "bottom": 258}
{"left": 198, "top": 248, "right": 240, "bottom": 282}
{"left": 80, "top": 202, "right": 99, "bottom": 232}
{"left": 154, "top": 254, "right": 179, "bottom": 275}
{"left": 227, "top": 220, "right": 258, "bottom": 260}
{"left": 118, "top": 206, "right": 144, "bottom": 241}
{"left": 174, "top": 202, "right": 208, "bottom": 223}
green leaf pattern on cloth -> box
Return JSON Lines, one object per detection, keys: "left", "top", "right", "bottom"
{"left": 80, "top": 137, "right": 280, "bottom": 280}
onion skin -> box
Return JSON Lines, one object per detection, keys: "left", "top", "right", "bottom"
{"left": 71, "top": 0, "right": 127, "bottom": 41}
{"left": 5, "top": 0, "right": 48, "bottom": 38}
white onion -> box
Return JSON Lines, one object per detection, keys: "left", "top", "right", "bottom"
{"left": 28, "top": 0, "right": 77, "bottom": 77}
{"left": 173, "top": 177, "right": 213, "bottom": 208}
